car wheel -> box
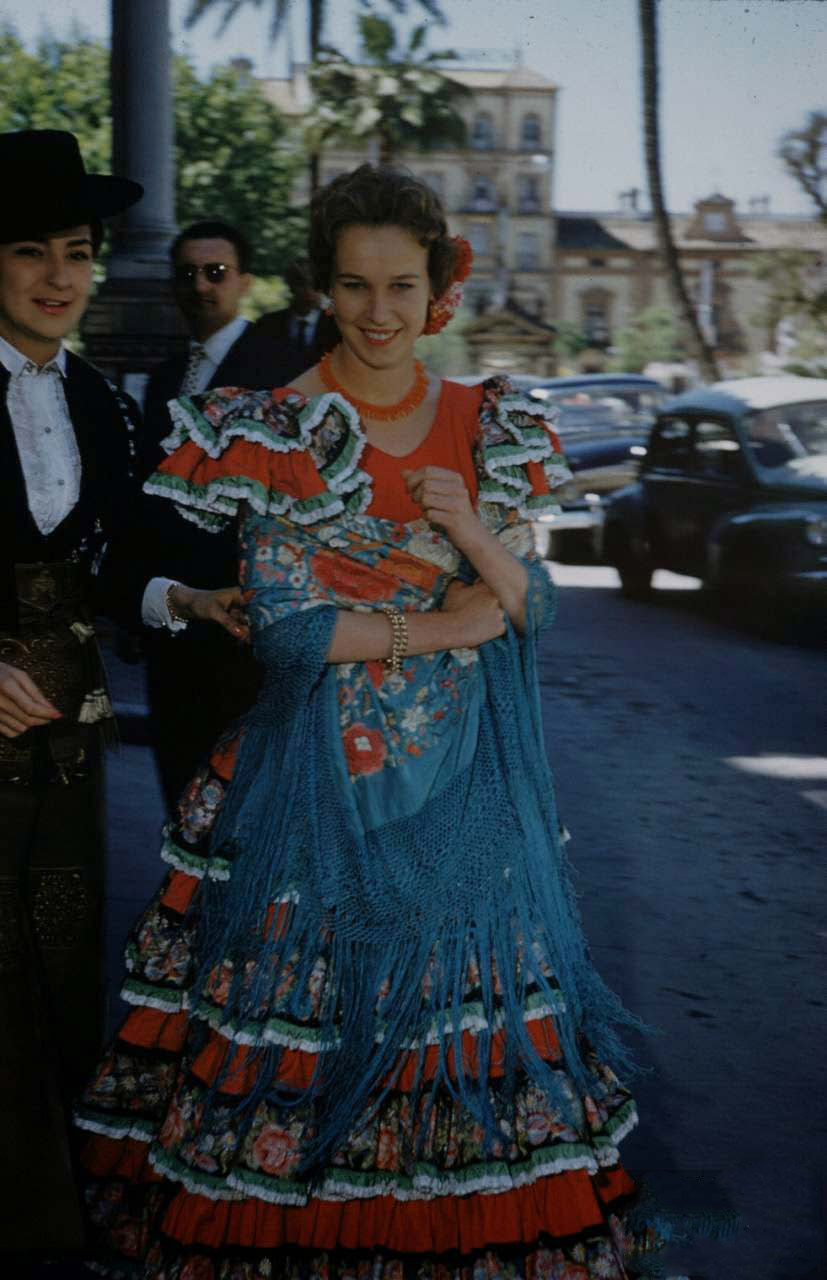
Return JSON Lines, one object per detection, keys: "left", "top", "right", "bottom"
{"left": 609, "top": 529, "right": 653, "bottom": 599}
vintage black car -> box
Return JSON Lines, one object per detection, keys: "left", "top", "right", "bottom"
{"left": 602, "top": 377, "right": 827, "bottom": 626}
{"left": 510, "top": 374, "right": 668, "bottom": 559}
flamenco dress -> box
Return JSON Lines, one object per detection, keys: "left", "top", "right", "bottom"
{"left": 75, "top": 377, "right": 648, "bottom": 1279}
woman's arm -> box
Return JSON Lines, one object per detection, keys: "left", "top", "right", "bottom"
{"left": 403, "top": 467, "right": 529, "bottom": 631}
{"left": 326, "top": 583, "right": 505, "bottom": 663}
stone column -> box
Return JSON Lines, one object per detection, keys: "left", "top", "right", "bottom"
{"left": 83, "top": 0, "right": 184, "bottom": 393}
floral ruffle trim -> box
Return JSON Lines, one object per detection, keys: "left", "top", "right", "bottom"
{"left": 144, "top": 389, "right": 373, "bottom": 533}
{"left": 475, "top": 376, "right": 572, "bottom": 518}
{"left": 145, "top": 1112, "right": 637, "bottom": 1207}
{"left": 75, "top": 1101, "right": 637, "bottom": 1209}
{"left": 145, "top": 379, "right": 571, "bottom": 533}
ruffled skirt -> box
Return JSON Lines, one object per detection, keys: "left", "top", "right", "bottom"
{"left": 76, "top": 733, "right": 643, "bottom": 1279}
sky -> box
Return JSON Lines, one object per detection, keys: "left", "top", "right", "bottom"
{"left": 2, "top": 0, "right": 826, "bottom": 215}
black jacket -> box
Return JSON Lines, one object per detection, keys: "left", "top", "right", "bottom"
{"left": 141, "top": 311, "right": 339, "bottom": 475}
{"left": 138, "top": 320, "right": 290, "bottom": 596}
{"left": 239, "top": 307, "right": 339, "bottom": 386}
{"left": 0, "top": 353, "right": 141, "bottom": 632}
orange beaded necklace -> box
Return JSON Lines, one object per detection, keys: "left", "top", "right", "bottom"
{"left": 318, "top": 347, "right": 429, "bottom": 422}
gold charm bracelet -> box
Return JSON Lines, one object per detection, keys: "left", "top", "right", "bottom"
{"left": 379, "top": 604, "right": 408, "bottom": 675}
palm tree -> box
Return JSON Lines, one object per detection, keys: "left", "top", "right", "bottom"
{"left": 185, "top": 0, "right": 326, "bottom": 53}
{"left": 184, "top": 2, "right": 447, "bottom": 188}
{"left": 184, "top": 0, "right": 445, "bottom": 61}
{"left": 306, "top": 13, "right": 468, "bottom": 167}
{"left": 639, "top": 0, "right": 719, "bottom": 380}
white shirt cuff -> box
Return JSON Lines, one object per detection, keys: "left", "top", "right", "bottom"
{"left": 142, "top": 577, "right": 188, "bottom": 631}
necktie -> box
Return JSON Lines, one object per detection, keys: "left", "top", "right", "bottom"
{"left": 181, "top": 342, "right": 207, "bottom": 395}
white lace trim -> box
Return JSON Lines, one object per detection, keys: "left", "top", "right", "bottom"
{"left": 146, "top": 1140, "right": 626, "bottom": 1208}
{"left": 74, "top": 1112, "right": 156, "bottom": 1143}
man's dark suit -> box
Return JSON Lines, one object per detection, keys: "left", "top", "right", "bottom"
{"left": 236, "top": 307, "right": 340, "bottom": 388}
{"left": 139, "top": 314, "right": 332, "bottom": 810}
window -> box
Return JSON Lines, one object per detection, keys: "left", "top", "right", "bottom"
{"left": 588, "top": 257, "right": 606, "bottom": 269}
{"left": 747, "top": 401, "right": 827, "bottom": 467}
{"left": 646, "top": 418, "right": 692, "bottom": 472}
{"left": 693, "top": 420, "right": 743, "bottom": 479}
{"left": 584, "top": 303, "right": 609, "bottom": 343}
{"left": 468, "top": 222, "right": 492, "bottom": 256}
{"left": 520, "top": 112, "right": 542, "bottom": 149}
{"left": 703, "top": 210, "right": 727, "bottom": 233}
{"left": 516, "top": 232, "right": 540, "bottom": 270}
{"left": 471, "top": 112, "right": 495, "bottom": 150}
{"left": 470, "top": 176, "right": 497, "bottom": 211}
{"left": 518, "top": 174, "right": 541, "bottom": 213}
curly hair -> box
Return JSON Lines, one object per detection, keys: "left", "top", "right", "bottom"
{"left": 309, "top": 165, "right": 458, "bottom": 298}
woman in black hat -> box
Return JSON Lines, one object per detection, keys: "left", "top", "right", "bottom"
{"left": 0, "top": 128, "right": 146, "bottom": 1258}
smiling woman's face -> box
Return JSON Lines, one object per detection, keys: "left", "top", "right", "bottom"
{"left": 331, "top": 223, "right": 432, "bottom": 371}
{"left": 0, "top": 226, "right": 94, "bottom": 364}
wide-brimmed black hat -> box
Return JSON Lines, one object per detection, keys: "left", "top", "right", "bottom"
{"left": 0, "top": 129, "right": 144, "bottom": 243}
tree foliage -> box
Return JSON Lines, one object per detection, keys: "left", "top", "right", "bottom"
{"left": 779, "top": 111, "right": 827, "bottom": 222}
{"left": 172, "top": 58, "right": 306, "bottom": 272}
{"left": 306, "top": 13, "right": 468, "bottom": 165}
{"left": 184, "top": 0, "right": 446, "bottom": 52}
{"left": 0, "top": 27, "right": 306, "bottom": 274}
{"left": 0, "top": 27, "right": 112, "bottom": 169}
{"left": 607, "top": 306, "right": 682, "bottom": 373}
{"left": 553, "top": 323, "right": 593, "bottom": 360}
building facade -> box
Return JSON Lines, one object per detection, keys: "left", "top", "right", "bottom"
{"left": 261, "top": 62, "right": 558, "bottom": 328}
{"left": 553, "top": 193, "right": 827, "bottom": 372}
{"left": 261, "top": 64, "right": 827, "bottom": 376}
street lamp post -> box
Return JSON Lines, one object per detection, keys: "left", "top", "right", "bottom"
{"left": 82, "top": 0, "right": 183, "bottom": 397}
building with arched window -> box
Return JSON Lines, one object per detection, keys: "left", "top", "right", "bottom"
{"left": 470, "top": 111, "right": 495, "bottom": 150}
{"left": 552, "top": 195, "right": 827, "bottom": 372}
{"left": 261, "top": 61, "right": 558, "bottom": 349}
{"left": 520, "top": 112, "right": 542, "bottom": 150}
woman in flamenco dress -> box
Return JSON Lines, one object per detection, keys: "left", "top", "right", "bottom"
{"left": 75, "top": 165, "right": 651, "bottom": 1279}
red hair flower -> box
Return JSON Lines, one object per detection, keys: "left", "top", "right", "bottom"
{"left": 423, "top": 235, "right": 474, "bottom": 335}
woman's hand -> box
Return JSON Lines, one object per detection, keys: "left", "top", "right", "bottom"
{"left": 168, "top": 585, "right": 253, "bottom": 641}
{"left": 440, "top": 581, "right": 505, "bottom": 648}
{"left": 0, "top": 662, "right": 62, "bottom": 738}
{"left": 403, "top": 466, "right": 482, "bottom": 550}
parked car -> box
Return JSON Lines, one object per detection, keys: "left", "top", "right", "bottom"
{"left": 602, "top": 376, "right": 827, "bottom": 627}
{"left": 510, "top": 374, "right": 668, "bottom": 559}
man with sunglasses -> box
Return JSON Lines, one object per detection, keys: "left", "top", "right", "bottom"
{"left": 142, "top": 220, "right": 254, "bottom": 460}
{"left": 140, "top": 220, "right": 276, "bottom": 810}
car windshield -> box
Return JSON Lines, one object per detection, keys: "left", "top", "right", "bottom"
{"left": 531, "top": 383, "right": 666, "bottom": 434}
{"left": 746, "top": 400, "right": 827, "bottom": 468}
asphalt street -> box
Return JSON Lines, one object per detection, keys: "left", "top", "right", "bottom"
{"left": 101, "top": 565, "right": 827, "bottom": 1280}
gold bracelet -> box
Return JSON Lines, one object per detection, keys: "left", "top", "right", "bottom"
{"left": 165, "top": 581, "right": 187, "bottom": 625}
{"left": 379, "top": 603, "right": 408, "bottom": 675}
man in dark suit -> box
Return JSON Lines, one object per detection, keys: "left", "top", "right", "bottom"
{"left": 242, "top": 257, "right": 339, "bottom": 385}
{"left": 140, "top": 221, "right": 278, "bottom": 810}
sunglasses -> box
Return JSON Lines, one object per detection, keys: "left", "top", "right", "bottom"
{"left": 173, "top": 262, "right": 236, "bottom": 285}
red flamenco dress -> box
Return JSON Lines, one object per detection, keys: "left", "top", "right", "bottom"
{"left": 76, "top": 379, "right": 646, "bottom": 1279}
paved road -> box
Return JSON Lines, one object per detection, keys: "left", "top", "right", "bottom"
{"left": 539, "top": 565, "right": 826, "bottom": 1279}
{"left": 101, "top": 569, "right": 826, "bottom": 1279}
